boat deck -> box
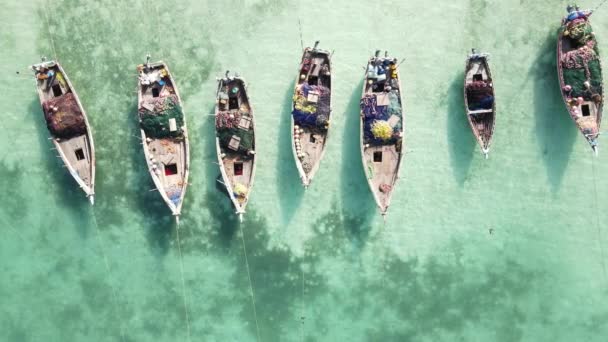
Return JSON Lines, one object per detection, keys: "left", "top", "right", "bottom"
{"left": 56, "top": 135, "right": 93, "bottom": 188}
{"left": 363, "top": 145, "right": 399, "bottom": 210}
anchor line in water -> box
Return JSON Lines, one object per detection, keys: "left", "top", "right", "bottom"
{"left": 592, "top": 0, "right": 608, "bottom": 12}
{"left": 591, "top": 158, "right": 608, "bottom": 283}
{"left": 175, "top": 221, "right": 192, "bottom": 342}
{"left": 42, "top": 0, "right": 58, "bottom": 61}
{"left": 300, "top": 266, "right": 306, "bottom": 342}
{"left": 153, "top": 3, "right": 166, "bottom": 61}
{"left": 239, "top": 224, "right": 261, "bottom": 342}
{"left": 90, "top": 212, "right": 127, "bottom": 342}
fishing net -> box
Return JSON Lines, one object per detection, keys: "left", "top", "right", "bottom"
{"left": 566, "top": 19, "right": 594, "bottom": 46}
{"left": 371, "top": 120, "right": 393, "bottom": 141}
{"left": 292, "top": 83, "right": 331, "bottom": 129}
{"left": 166, "top": 186, "right": 182, "bottom": 206}
{"left": 215, "top": 110, "right": 242, "bottom": 129}
{"left": 217, "top": 127, "right": 254, "bottom": 153}
{"left": 42, "top": 93, "right": 86, "bottom": 139}
{"left": 140, "top": 95, "right": 184, "bottom": 138}
{"left": 563, "top": 58, "right": 603, "bottom": 99}
{"left": 361, "top": 91, "right": 403, "bottom": 145}
{"left": 466, "top": 81, "right": 494, "bottom": 110}
{"left": 234, "top": 183, "right": 248, "bottom": 198}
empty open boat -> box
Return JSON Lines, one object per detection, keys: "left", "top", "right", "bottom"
{"left": 215, "top": 72, "right": 256, "bottom": 221}
{"left": 136, "top": 56, "right": 190, "bottom": 223}
{"left": 464, "top": 49, "right": 496, "bottom": 158}
{"left": 557, "top": 6, "right": 603, "bottom": 154}
{"left": 32, "top": 59, "right": 96, "bottom": 204}
{"left": 360, "top": 51, "right": 405, "bottom": 216}
{"left": 291, "top": 41, "right": 332, "bottom": 188}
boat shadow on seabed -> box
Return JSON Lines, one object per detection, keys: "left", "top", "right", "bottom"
{"left": 30, "top": 99, "right": 90, "bottom": 235}
{"left": 127, "top": 102, "right": 174, "bottom": 254}
{"left": 277, "top": 84, "right": 305, "bottom": 226}
{"left": 447, "top": 72, "right": 476, "bottom": 186}
{"left": 340, "top": 82, "right": 376, "bottom": 244}
{"left": 532, "top": 30, "right": 577, "bottom": 194}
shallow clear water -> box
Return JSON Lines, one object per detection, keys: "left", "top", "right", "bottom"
{"left": 1, "top": 0, "right": 608, "bottom": 341}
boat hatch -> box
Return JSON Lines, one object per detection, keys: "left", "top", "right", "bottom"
{"left": 75, "top": 148, "right": 85, "bottom": 161}
{"left": 165, "top": 163, "right": 178, "bottom": 176}
{"left": 374, "top": 151, "right": 383, "bottom": 162}
{"left": 152, "top": 88, "right": 160, "bottom": 98}
{"left": 309, "top": 135, "right": 316, "bottom": 143}
{"left": 234, "top": 162, "right": 243, "bottom": 176}
{"left": 582, "top": 104, "right": 591, "bottom": 117}
{"left": 473, "top": 74, "right": 483, "bottom": 82}
{"left": 229, "top": 97, "right": 239, "bottom": 110}
{"left": 52, "top": 84, "right": 62, "bottom": 97}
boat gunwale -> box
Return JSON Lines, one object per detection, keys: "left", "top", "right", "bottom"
{"left": 137, "top": 60, "right": 190, "bottom": 217}
{"left": 360, "top": 54, "right": 405, "bottom": 215}
{"left": 32, "top": 60, "right": 96, "bottom": 200}
{"left": 463, "top": 53, "right": 496, "bottom": 156}
{"left": 556, "top": 15, "right": 604, "bottom": 152}
{"left": 214, "top": 75, "right": 257, "bottom": 215}
{"left": 291, "top": 44, "right": 333, "bottom": 188}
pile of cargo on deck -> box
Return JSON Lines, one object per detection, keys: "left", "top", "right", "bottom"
{"left": 361, "top": 91, "right": 403, "bottom": 145}
{"left": 466, "top": 81, "right": 494, "bottom": 110}
{"left": 216, "top": 110, "right": 254, "bottom": 154}
{"left": 561, "top": 19, "right": 603, "bottom": 100}
{"left": 292, "top": 82, "right": 330, "bottom": 129}
{"left": 42, "top": 92, "right": 86, "bottom": 139}
{"left": 139, "top": 94, "right": 184, "bottom": 139}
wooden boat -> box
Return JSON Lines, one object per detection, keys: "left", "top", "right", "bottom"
{"left": 464, "top": 49, "right": 496, "bottom": 158}
{"left": 291, "top": 41, "right": 332, "bottom": 188}
{"left": 360, "top": 51, "right": 405, "bottom": 216}
{"left": 215, "top": 72, "right": 257, "bottom": 221}
{"left": 31, "top": 59, "right": 96, "bottom": 204}
{"left": 557, "top": 6, "right": 603, "bottom": 155}
{"left": 136, "top": 56, "right": 190, "bottom": 223}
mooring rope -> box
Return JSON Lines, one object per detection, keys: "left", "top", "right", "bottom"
{"left": 300, "top": 266, "right": 305, "bottom": 342}
{"left": 238, "top": 223, "right": 261, "bottom": 342}
{"left": 174, "top": 221, "right": 192, "bottom": 342}
{"left": 590, "top": 157, "right": 607, "bottom": 282}
{"left": 153, "top": 3, "right": 165, "bottom": 61}
{"left": 592, "top": 0, "right": 608, "bottom": 12}
{"left": 42, "top": 0, "right": 58, "bottom": 61}
{"left": 90, "top": 211, "right": 127, "bottom": 342}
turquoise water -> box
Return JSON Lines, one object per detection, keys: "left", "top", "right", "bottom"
{"left": 2, "top": 0, "right": 608, "bottom": 341}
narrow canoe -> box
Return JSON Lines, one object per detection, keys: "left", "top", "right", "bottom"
{"left": 360, "top": 51, "right": 405, "bottom": 216}
{"left": 215, "top": 72, "right": 257, "bottom": 221}
{"left": 557, "top": 7, "right": 603, "bottom": 154}
{"left": 136, "top": 57, "right": 190, "bottom": 223}
{"left": 32, "top": 59, "right": 96, "bottom": 204}
{"left": 464, "top": 50, "right": 496, "bottom": 158}
{"left": 291, "top": 41, "right": 332, "bottom": 188}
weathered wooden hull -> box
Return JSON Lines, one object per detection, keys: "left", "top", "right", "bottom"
{"left": 557, "top": 14, "right": 603, "bottom": 154}
{"left": 291, "top": 43, "right": 332, "bottom": 188}
{"left": 214, "top": 76, "right": 256, "bottom": 220}
{"left": 464, "top": 53, "right": 496, "bottom": 158}
{"left": 360, "top": 54, "right": 405, "bottom": 215}
{"left": 32, "top": 60, "right": 96, "bottom": 203}
{"left": 137, "top": 60, "right": 190, "bottom": 221}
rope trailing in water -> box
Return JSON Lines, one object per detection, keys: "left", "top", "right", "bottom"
{"left": 300, "top": 266, "right": 306, "bottom": 342}
{"left": 592, "top": 0, "right": 608, "bottom": 12}
{"left": 42, "top": 0, "right": 58, "bottom": 61}
{"left": 153, "top": 3, "right": 166, "bottom": 61}
{"left": 90, "top": 212, "right": 127, "bottom": 342}
{"left": 239, "top": 224, "right": 261, "bottom": 342}
{"left": 591, "top": 158, "right": 608, "bottom": 282}
{"left": 175, "top": 221, "right": 192, "bottom": 342}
